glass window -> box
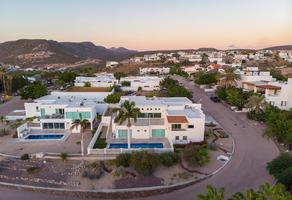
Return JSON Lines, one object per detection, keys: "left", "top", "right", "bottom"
{"left": 48, "top": 123, "right": 54, "bottom": 129}
{"left": 183, "top": 136, "right": 187, "bottom": 140}
{"left": 66, "top": 112, "right": 91, "bottom": 120}
{"left": 117, "top": 130, "right": 128, "bottom": 138}
{"left": 188, "top": 125, "right": 194, "bottom": 128}
{"left": 40, "top": 108, "right": 45, "bottom": 117}
{"left": 172, "top": 124, "right": 181, "bottom": 130}
{"left": 152, "top": 129, "right": 165, "bottom": 137}
{"left": 175, "top": 136, "right": 180, "bottom": 140}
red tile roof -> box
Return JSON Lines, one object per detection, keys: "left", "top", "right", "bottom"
{"left": 210, "top": 64, "right": 221, "bottom": 69}
{"left": 256, "top": 85, "right": 281, "bottom": 90}
{"left": 167, "top": 116, "right": 188, "bottom": 123}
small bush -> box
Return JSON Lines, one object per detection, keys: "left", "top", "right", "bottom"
{"left": 20, "top": 153, "right": 29, "bottom": 160}
{"left": 208, "top": 142, "right": 218, "bottom": 151}
{"left": 183, "top": 144, "right": 210, "bottom": 167}
{"left": 130, "top": 151, "right": 160, "bottom": 176}
{"left": 60, "top": 152, "right": 68, "bottom": 161}
{"left": 104, "top": 93, "right": 121, "bottom": 104}
{"left": 93, "top": 138, "right": 107, "bottom": 149}
{"left": 115, "top": 166, "right": 126, "bottom": 177}
{"left": 82, "top": 162, "right": 104, "bottom": 179}
{"left": 160, "top": 152, "right": 179, "bottom": 167}
{"left": 26, "top": 166, "right": 39, "bottom": 174}
{"left": 116, "top": 153, "right": 131, "bottom": 167}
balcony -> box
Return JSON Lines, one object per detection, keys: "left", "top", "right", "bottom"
{"left": 40, "top": 114, "right": 64, "bottom": 119}
{"left": 171, "top": 128, "right": 186, "bottom": 131}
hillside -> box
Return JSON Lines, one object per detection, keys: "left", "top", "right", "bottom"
{"left": 0, "top": 39, "right": 138, "bottom": 67}
{"left": 263, "top": 45, "right": 292, "bottom": 51}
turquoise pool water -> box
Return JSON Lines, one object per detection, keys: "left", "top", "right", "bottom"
{"left": 109, "top": 143, "right": 164, "bottom": 149}
{"left": 25, "top": 134, "right": 64, "bottom": 140}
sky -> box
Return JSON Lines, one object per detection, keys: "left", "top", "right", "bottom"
{"left": 0, "top": 0, "right": 292, "bottom": 50}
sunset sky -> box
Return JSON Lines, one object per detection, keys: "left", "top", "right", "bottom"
{"left": 0, "top": 0, "right": 291, "bottom": 50}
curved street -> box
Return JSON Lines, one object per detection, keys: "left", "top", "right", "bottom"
{"left": 0, "top": 76, "right": 279, "bottom": 200}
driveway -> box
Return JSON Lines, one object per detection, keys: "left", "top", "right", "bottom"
{"left": 0, "top": 77, "right": 279, "bottom": 199}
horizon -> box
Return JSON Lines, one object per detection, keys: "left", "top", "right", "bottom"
{"left": 1, "top": 0, "right": 292, "bottom": 50}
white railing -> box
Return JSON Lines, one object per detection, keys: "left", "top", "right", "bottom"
{"left": 87, "top": 123, "right": 105, "bottom": 154}
{"left": 88, "top": 147, "right": 173, "bottom": 155}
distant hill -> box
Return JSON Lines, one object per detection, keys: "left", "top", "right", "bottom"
{"left": 0, "top": 39, "right": 138, "bottom": 67}
{"left": 197, "top": 48, "right": 218, "bottom": 51}
{"left": 263, "top": 45, "right": 292, "bottom": 51}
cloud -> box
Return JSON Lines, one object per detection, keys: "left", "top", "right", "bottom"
{"left": 227, "top": 44, "right": 238, "bottom": 49}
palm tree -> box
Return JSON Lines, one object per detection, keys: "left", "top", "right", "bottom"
{"left": 114, "top": 100, "right": 140, "bottom": 149}
{"left": 259, "top": 183, "right": 290, "bottom": 199}
{"left": 230, "top": 189, "right": 259, "bottom": 200}
{"left": 245, "top": 95, "right": 265, "bottom": 114}
{"left": 197, "top": 185, "right": 225, "bottom": 200}
{"left": 71, "top": 113, "right": 89, "bottom": 162}
{"left": 0, "top": 116, "right": 7, "bottom": 124}
{"left": 219, "top": 67, "right": 241, "bottom": 88}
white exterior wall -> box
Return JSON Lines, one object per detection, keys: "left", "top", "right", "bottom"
{"left": 265, "top": 78, "right": 292, "bottom": 110}
{"left": 120, "top": 76, "right": 162, "bottom": 91}
{"left": 112, "top": 97, "right": 205, "bottom": 144}
{"left": 139, "top": 67, "right": 170, "bottom": 75}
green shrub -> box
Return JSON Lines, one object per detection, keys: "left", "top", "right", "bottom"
{"left": 121, "top": 81, "right": 130, "bottom": 86}
{"left": 160, "top": 152, "right": 179, "bottom": 167}
{"left": 82, "top": 162, "right": 104, "bottom": 179}
{"left": 60, "top": 152, "right": 68, "bottom": 161}
{"left": 93, "top": 138, "right": 107, "bottom": 149}
{"left": 267, "top": 153, "right": 292, "bottom": 188}
{"left": 183, "top": 144, "right": 210, "bottom": 167}
{"left": 116, "top": 153, "right": 131, "bottom": 167}
{"left": 84, "top": 82, "right": 91, "bottom": 87}
{"left": 195, "top": 72, "right": 218, "bottom": 85}
{"left": 26, "top": 166, "right": 39, "bottom": 174}
{"left": 115, "top": 166, "right": 126, "bottom": 177}
{"left": 20, "top": 153, "right": 29, "bottom": 160}
{"left": 104, "top": 93, "right": 121, "bottom": 104}
{"left": 130, "top": 151, "right": 160, "bottom": 176}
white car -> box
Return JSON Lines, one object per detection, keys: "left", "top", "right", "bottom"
{"left": 217, "top": 155, "right": 230, "bottom": 163}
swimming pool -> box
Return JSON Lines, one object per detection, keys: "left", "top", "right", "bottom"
{"left": 25, "top": 134, "right": 64, "bottom": 140}
{"left": 109, "top": 143, "right": 164, "bottom": 149}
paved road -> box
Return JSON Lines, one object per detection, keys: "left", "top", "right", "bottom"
{"left": 0, "top": 96, "right": 27, "bottom": 116}
{"left": 0, "top": 77, "right": 279, "bottom": 200}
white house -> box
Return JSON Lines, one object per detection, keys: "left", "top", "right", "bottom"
{"left": 238, "top": 67, "right": 275, "bottom": 87}
{"left": 242, "top": 79, "right": 292, "bottom": 110}
{"left": 106, "top": 61, "right": 119, "bottom": 68}
{"left": 139, "top": 67, "right": 170, "bottom": 75}
{"left": 181, "top": 65, "right": 205, "bottom": 75}
{"left": 74, "top": 73, "right": 118, "bottom": 87}
{"left": 208, "top": 52, "right": 223, "bottom": 63}
{"left": 23, "top": 91, "right": 110, "bottom": 135}
{"left": 264, "top": 78, "right": 292, "bottom": 110}
{"left": 120, "top": 76, "right": 163, "bottom": 91}
{"left": 112, "top": 96, "right": 205, "bottom": 144}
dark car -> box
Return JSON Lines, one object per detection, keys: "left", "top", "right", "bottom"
{"left": 210, "top": 96, "right": 221, "bottom": 103}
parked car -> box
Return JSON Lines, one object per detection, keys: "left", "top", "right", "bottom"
{"left": 210, "top": 96, "right": 221, "bottom": 103}
{"left": 217, "top": 155, "right": 230, "bottom": 163}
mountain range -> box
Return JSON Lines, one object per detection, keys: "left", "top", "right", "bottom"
{"left": 0, "top": 39, "right": 291, "bottom": 68}
{"left": 0, "top": 39, "right": 137, "bottom": 67}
